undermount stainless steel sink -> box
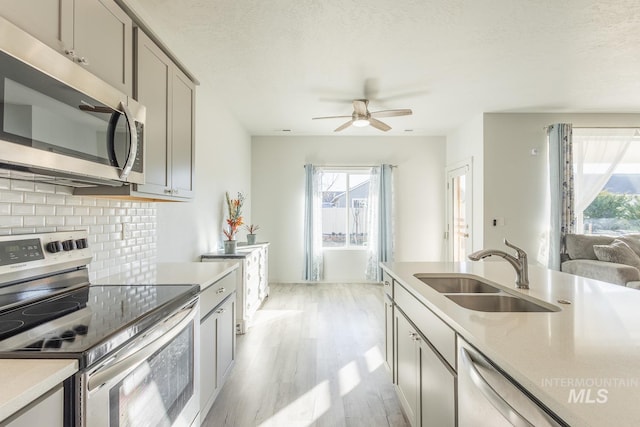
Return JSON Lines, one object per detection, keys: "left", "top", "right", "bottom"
{"left": 415, "top": 275, "right": 500, "bottom": 293}
{"left": 445, "top": 294, "right": 559, "bottom": 312}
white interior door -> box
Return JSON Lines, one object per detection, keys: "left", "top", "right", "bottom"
{"left": 446, "top": 160, "right": 473, "bottom": 262}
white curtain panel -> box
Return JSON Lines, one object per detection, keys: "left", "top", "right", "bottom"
{"left": 548, "top": 123, "right": 575, "bottom": 270}
{"left": 303, "top": 164, "right": 323, "bottom": 281}
{"left": 573, "top": 128, "right": 634, "bottom": 232}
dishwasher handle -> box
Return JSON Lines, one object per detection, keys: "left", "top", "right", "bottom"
{"left": 460, "top": 346, "right": 535, "bottom": 427}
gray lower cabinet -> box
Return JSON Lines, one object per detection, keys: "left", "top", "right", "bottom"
{"left": 134, "top": 29, "right": 195, "bottom": 200}
{"left": 389, "top": 277, "right": 456, "bottom": 427}
{"left": 418, "top": 338, "right": 456, "bottom": 427}
{"left": 200, "top": 295, "right": 236, "bottom": 419}
{"left": 384, "top": 294, "right": 394, "bottom": 375}
{"left": 1, "top": 0, "right": 132, "bottom": 96}
{"left": 4, "top": 386, "right": 64, "bottom": 427}
{"left": 199, "top": 272, "right": 237, "bottom": 420}
{"left": 395, "top": 309, "right": 419, "bottom": 424}
{"left": 394, "top": 308, "right": 456, "bottom": 427}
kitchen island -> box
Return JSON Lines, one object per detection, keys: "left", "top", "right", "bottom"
{"left": 382, "top": 261, "right": 640, "bottom": 427}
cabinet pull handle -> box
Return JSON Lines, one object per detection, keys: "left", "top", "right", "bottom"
{"left": 216, "top": 287, "right": 226, "bottom": 294}
{"left": 384, "top": 281, "right": 391, "bottom": 287}
{"left": 64, "top": 49, "right": 76, "bottom": 59}
{"left": 76, "top": 56, "right": 89, "bottom": 66}
{"left": 216, "top": 308, "right": 225, "bottom": 314}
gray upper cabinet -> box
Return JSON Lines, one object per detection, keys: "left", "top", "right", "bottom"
{"left": 73, "top": 0, "right": 132, "bottom": 96}
{"left": 134, "top": 29, "right": 195, "bottom": 200}
{"left": 0, "top": 0, "right": 72, "bottom": 53}
{"left": 1, "top": 0, "right": 133, "bottom": 96}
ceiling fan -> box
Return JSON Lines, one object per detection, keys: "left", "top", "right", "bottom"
{"left": 312, "top": 99, "right": 412, "bottom": 132}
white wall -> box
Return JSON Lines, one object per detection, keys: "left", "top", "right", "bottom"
{"left": 446, "top": 114, "right": 484, "bottom": 252}
{"left": 482, "top": 113, "right": 640, "bottom": 265}
{"left": 252, "top": 135, "right": 446, "bottom": 283}
{"left": 156, "top": 81, "right": 252, "bottom": 261}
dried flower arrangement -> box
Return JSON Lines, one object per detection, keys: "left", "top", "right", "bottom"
{"left": 223, "top": 191, "right": 245, "bottom": 240}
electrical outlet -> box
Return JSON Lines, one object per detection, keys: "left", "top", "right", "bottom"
{"left": 121, "top": 222, "right": 132, "bottom": 240}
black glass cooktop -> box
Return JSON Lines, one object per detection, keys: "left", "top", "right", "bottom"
{"left": 0, "top": 283, "right": 199, "bottom": 368}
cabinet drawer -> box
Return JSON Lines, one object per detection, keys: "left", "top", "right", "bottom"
{"left": 395, "top": 283, "right": 456, "bottom": 368}
{"left": 200, "top": 273, "right": 236, "bottom": 319}
{"left": 382, "top": 271, "right": 393, "bottom": 298}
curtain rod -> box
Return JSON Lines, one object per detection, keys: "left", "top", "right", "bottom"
{"left": 573, "top": 126, "right": 640, "bottom": 129}
{"left": 304, "top": 164, "right": 397, "bottom": 168}
{"left": 544, "top": 125, "right": 640, "bottom": 130}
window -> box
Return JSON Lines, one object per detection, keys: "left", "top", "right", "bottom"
{"left": 319, "top": 169, "right": 371, "bottom": 247}
{"left": 574, "top": 128, "right": 640, "bottom": 235}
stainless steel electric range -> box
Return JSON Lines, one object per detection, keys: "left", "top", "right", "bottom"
{"left": 0, "top": 231, "right": 201, "bottom": 427}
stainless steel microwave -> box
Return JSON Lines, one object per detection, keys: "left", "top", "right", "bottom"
{"left": 0, "top": 17, "right": 145, "bottom": 187}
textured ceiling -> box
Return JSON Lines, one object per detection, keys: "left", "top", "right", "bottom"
{"left": 128, "top": 0, "right": 640, "bottom": 136}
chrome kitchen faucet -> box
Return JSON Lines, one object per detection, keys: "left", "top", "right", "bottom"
{"left": 468, "top": 239, "right": 530, "bottom": 289}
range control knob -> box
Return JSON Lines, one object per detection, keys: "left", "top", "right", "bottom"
{"left": 46, "top": 241, "right": 63, "bottom": 253}
{"left": 62, "top": 240, "right": 76, "bottom": 251}
{"left": 75, "top": 238, "right": 89, "bottom": 249}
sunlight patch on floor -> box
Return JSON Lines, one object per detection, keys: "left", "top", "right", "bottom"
{"left": 364, "top": 345, "right": 384, "bottom": 373}
{"left": 338, "top": 360, "right": 361, "bottom": 396}
{"left": 257, "top": 380, "right": 331, "bottom": 427}
{"left": 256, "top": 345, "right": 390, "bottom": 427}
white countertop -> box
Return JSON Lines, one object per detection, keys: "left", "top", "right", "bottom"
{"left": 0, "top": 359, "right": 77, "bottom": 422}
{"left": 94, "top": 261, "right": 239, "bottom": 290}
{"left": 382, "top": 261, "right": 640, "bottom": 427}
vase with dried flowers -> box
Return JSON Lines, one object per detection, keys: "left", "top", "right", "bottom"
{"left": 244, "top": 224, "right": 260, "bottom": 245}
{"left": 223, "top": 191, "right": 244, "bottom": 254}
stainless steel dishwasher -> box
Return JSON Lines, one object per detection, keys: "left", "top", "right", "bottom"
{"left": 457, "top": 337, "right": 567, "bottom": 427}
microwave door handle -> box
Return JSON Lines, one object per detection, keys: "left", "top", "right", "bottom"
{"left": 119, "top": 102, "right": 138, "bottom": 181}
{"left": 460, "top": 347, "right": 534, "bottom": 427}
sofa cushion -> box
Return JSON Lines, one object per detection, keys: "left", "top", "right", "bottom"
{"left": 562, "top": 259, "right": 640, "bottom": 286}
{"left": 616, "top": 235, "right": 640, "bottom": 257}
{"left": 593, "top": 240, "right": 640, "bottom": 270}
{"left": 565, "top": 234, "right": 617, "bottom": 260}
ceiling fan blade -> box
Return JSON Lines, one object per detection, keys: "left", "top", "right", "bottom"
{"left": 370, "top": 109, "right": 413, "bottom": 118}
{"left": 334, "top": 120, "right": 353, "bottom": 132}
{"left": 369, "top": 118, "right": 391, "bottom": 132}
{"left": 353, "top": 99, "right": 369, "bottom": 116}
{"left": 312, "top": 115, "right": 353, "bottom": 120}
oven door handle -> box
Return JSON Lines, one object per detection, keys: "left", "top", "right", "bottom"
{"left": 87, "top": 298, "right": 198, "bottom": 392}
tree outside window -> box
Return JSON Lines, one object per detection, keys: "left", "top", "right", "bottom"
{"left": 319, "top": 170, "right": 371, "bottom": 247}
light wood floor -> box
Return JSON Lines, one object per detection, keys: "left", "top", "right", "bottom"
{"left": 202, "top": 283, "right": 409, "bottom": 427}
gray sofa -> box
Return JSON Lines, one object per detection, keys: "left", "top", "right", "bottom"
{"left": 561, "top": 234, "right": 640, "bottom": 289}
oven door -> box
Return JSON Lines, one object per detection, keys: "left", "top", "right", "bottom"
{"left": 82, "top": 298, "right": 200, "bottom": 427}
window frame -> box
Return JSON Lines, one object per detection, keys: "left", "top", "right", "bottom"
{"left": 318, "top": 167, "right": 371, "bottom": 250}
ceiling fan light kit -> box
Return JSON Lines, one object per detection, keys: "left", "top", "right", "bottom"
{"left": 313, "top": 99, "right": 412, "bottom": 132}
